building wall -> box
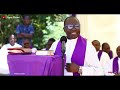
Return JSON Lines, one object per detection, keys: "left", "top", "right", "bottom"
{"left": 77, "top": 14, "right": 120, "bottom": 57}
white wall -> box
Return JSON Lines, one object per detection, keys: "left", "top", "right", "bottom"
{"left": 77, "top": 14, "right": 120, "bottom": 57}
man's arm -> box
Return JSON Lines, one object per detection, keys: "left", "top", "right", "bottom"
{"left": 105, "top": 59, "right": 115, "bottom": 76}
{"left": 24, "top": 25, "right": 34, "bottom": 39}
{"left": 20, "top": 33, "right": 33, "bottom": 39}
{"left": 17, "top": 33, "right": 24, "bottom": 38}
{"left": 17, "top": 33, "right": 33, "bottom": 39}
{"left": 101, "top": 52, "right": 111, "bottom": 75}
{"left": 16, "top": 25, "right": 34, "bottom": 39}
{"left": 16, "top": 25, "right": 23, "bottom": 39}
{"left": 81, "top": 42, "right": 104, "bottom": 76}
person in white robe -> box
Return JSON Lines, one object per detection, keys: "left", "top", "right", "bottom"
{"left": 92, "top": 40, "right": 110, "bottom": 75}
{"left": 49, "top": 16, "right": 104, "bottom": 76}
{"left": 105, "top": 45, "right": 120, "bottom": 76}
{"left": 0, "top": 34, "right": 22, "bottom": 75}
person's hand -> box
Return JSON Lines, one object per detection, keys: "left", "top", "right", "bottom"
{"left": 114, "top": 73, "right": 120, "bottom": 76}
{"left": 21, "top": 33, "right": 26, "bottom": 36}
{"left": 65, "top": 62, "right": 79, "bottom": 73}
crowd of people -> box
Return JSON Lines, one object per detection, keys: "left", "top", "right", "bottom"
{"left": 0, "top": 15, "right": 119, "bottom": 76}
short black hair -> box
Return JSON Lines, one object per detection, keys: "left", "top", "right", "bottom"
{"left": 64, "top": 16, "right": 80, "bottom": 26}
{"left": 4, "top": 34, "right": 16, "bottom": 44}
{"left": 22, "top": 14, "right": 31, "bottom": 19}
{"left": 48, "top": 38, "right": 55, "bottom": 42}
{"left": 92, "top": 40, "right": 100, "bottom": 43}
{"left": 117, "top": 45, "right": 120, "bottom": 51}
{"left": 9, "top": 34, "right": 16, "bottom": 38}
{"left": 102, "top": 42, "right": 108, "bottom": 49}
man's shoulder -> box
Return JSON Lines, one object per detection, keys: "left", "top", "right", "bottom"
{"left": 102, "top": 51, "right": 108, "bottom": 55}
{"left": 86, "top": 40, "right": 97, "bottom": 53}
{"left": 17, "top": 24, "right": 23, "bottom": 27}
{"left": 28, "top": 24, "right": 34, "bottom": 29}
{"left": 1, "top": 44, "right": 7, "bottom": 48}
{"left": 29, "top": 24, "right": 34, "bottom": 27}
{"left": 101, "top": 51, "right": 110, "bottom": 59}
{"left": 86, "top": 40, "right": 93, "bottom": 47}
{"left": 1, "top": 44, "right": 9, "bottom": 49}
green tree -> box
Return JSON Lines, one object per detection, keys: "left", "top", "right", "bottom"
{"left": 0, "top": 14, "right": 69, "bottom": 49}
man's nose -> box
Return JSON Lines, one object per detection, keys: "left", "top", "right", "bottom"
{"left": 71, "top": 27, "right": 77, "bottom": 31}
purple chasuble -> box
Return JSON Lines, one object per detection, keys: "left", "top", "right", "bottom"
{"left": 113, "top": 57, "right": 119, "bottom": 74}
{"left": 55, "top": 35, "right": 87, "bottom": 76}
{"left": 109, "top": 50, "right": 113, "bottom": 59}
{"left": 98, "top": 50, "right": 103, "bottom": 61}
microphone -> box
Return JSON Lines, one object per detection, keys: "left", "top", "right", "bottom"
{"left": 60, "top": 36, "right": 67, "bottom": 76}
{"left": 60, "top": 36, "right": 67, "bottom": 54}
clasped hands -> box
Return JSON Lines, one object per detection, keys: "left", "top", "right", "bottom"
{"left": 65, "top": 62, "right": 80, "bottom": 73}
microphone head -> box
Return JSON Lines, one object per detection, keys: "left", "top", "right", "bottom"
{"left": 60, "top": 36, "right": 67, "bottom": 43}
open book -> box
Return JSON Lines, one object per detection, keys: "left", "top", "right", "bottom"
{"left": 36, "top": 50, "right": 54, "bottom": 55}
{"left": 8, "top": 48, "right": 32, "bottom": 54}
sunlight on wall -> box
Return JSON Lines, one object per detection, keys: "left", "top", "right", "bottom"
{"left": 77, "top": 14, "right": 120, "bottom": 57}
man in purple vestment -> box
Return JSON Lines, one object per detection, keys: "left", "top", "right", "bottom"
{"left": 106, "top": 46, "right": 120, "bottom": 76}
{"left": 113, "top": 46, "right": 120, "bottom": 75}
{"left": 50, "top": 16, "right": 104, "bottom": 76}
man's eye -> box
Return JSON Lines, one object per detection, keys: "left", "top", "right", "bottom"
{"left": 68, "top": 26, "right": 73, "bottom": 29}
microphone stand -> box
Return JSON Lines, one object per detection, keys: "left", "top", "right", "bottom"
{"left": 62, "top": 52, "right": 65, "bottom": 76}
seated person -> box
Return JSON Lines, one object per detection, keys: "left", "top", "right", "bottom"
{"left": 42, "top": 38, "right": 55, "bottom": 50}
{"left": 22, "top": 39, "right": 37, "bottom": 53}
{"left": 0, "top": 34, "right": 22, "bottom": 54}
{"left": 106, "top": 45, "right": 120, "bottom": 76}
{"left": 0, "top": 34, "right": 22, "bottom": 75}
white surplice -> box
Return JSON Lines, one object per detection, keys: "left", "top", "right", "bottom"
{"left": 105, "top": 57, "right": 120, "bottom": 76}
{"left": 50, "top": 37, "right": 104, "bottom": 76}
{"left": 0, "top": 43, "right": 22, "bottom": 74}
{"left": 97, "top": 51, "right": 110, "bottom": 75}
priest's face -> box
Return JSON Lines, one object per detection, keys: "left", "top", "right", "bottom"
{"left": 117, "top": 46, "right": 120, "bottom": 57}
{"left": 64, "top": 17, "right": 80, "bottom": 39}
{"left": 92, "top": 40, "right": 100, "bottom": 51}
{"left": 103, "top": 43, "right": 110, "bottom": 54}
{"left": 9, "top": 35, "right": 16, "bottom": 46}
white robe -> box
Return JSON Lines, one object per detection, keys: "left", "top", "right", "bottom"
{"left": 105, "top": 57, "right": 120, "bottom": 76}
{"left": 50, "top": 38, "right": 104, "bottom": 76}
{"left": 97, "top": 51, "right": 110, "bottom": 75}
{"left": 0, "top": 43, "right": 22, "bottom": 74}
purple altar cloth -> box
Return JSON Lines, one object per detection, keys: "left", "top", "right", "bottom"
{"left": 7, "top": 54, "right": 63, "bottom": 76}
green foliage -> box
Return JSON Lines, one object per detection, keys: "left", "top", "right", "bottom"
{"left": 0, "top": 14, "right": 21, "bottom": 46}
{"left": 0, "top": 14, "right": 69, "bottom": 49}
